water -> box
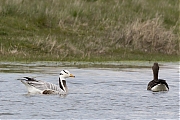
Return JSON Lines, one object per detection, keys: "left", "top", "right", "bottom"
{"left": 0, "top": 62, "right": 179, "bottom": 119}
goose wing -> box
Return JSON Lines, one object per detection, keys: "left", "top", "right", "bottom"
{"left": 147, "top": 79, "right": 169, "bottom": 90}
{"left": 158, "top": 79, "right": 169, "bottom": 89}
{"left": 20, "top": 77, "right": 63, "bottom": 92}
{"left": 147, "top": 79, "right": 161, "bottom": 90}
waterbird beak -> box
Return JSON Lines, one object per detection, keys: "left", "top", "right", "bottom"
{"left": 69, "top": 74, "right": 75, "bottom": 77}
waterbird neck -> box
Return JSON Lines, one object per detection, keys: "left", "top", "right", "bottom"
{"left": 152, "top": 65, "right": 159, "bottom": 80}
{"left": 59, "top": 77, "right": 66, "bottom": 92}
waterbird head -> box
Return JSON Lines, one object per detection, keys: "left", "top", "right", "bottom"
{"left": 59, "top": 70, "right": 75, "bottom": 79}
{"left": 152, "top": 63, "right": 159, "bottom": 71}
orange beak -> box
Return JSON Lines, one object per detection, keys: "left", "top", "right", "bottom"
{"left": 69, "top": 74, "right": 75, "bottom": 77}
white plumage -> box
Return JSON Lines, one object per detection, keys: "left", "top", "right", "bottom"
{"left": 151, "top": 84, "right": 169, "bottom": 92}
{"left": 19, "top": 70, "right": 75, "bottom": 94}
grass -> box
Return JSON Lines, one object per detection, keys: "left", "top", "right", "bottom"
{"left": 0, "top": 0, "right": 179, "bottom": 62}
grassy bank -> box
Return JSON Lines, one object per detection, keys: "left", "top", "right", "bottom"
{"left": 0, "top": 0, "right": 179, "bottom": 62}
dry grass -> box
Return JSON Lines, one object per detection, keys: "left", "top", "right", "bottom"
{"left": 0, "top": 0, "right": 179, "bottom": 61}
{"left": 113, "top": 17, "right": 178, "bottom": 54}
{"left": 28, "top": 36, "right": 84, "bottom": 58}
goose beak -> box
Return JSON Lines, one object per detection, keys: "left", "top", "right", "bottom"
{"left": 69, "top": 74, "right": 75, "bottom": 77}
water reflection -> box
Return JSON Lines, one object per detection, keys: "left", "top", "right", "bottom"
{"left": 0, "top": 62, "right": 179, "bottom": 119}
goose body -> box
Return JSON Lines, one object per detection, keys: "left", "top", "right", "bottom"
{"left": 147, "top": 63, "right": 169, "bottom": 92}
{"left": 19, "top": 70, "right": 75, "bottom": 94}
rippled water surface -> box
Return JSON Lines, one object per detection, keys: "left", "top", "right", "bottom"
{"left": 0, "top": 61, "right": 179, "bottom": 119}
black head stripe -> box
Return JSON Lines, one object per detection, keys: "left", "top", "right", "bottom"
{"left": 63, "top": 70, "right": 68, "bottom": 74}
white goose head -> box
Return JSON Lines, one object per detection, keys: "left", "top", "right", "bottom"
{"left": 59, "top": 70, "right": 75, "bottom": 79}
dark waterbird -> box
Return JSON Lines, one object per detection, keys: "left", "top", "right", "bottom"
{"left": 147, "top": 63, "right": 169, "bottom": 92}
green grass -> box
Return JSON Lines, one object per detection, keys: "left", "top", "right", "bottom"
{"left": 0, "top": 0, "right": 179, "bottom": 62}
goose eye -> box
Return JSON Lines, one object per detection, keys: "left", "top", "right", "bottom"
{"left": 60, "top": 73, "right": 63, "bottom": 75}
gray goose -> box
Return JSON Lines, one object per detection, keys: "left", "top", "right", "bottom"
{"left": 19, "top": 70, "right": 75, "bottom": 94}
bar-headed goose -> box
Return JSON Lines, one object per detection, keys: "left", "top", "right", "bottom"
{"left": 19, "top": 70, "right": 75, "bottom": 94}
{"left": 147, "top": 63, "right": 169, "bottom": 92}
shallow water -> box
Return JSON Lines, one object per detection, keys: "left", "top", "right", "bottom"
{"left": 0, "top": 62, "right": 179, "bottom": 119}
